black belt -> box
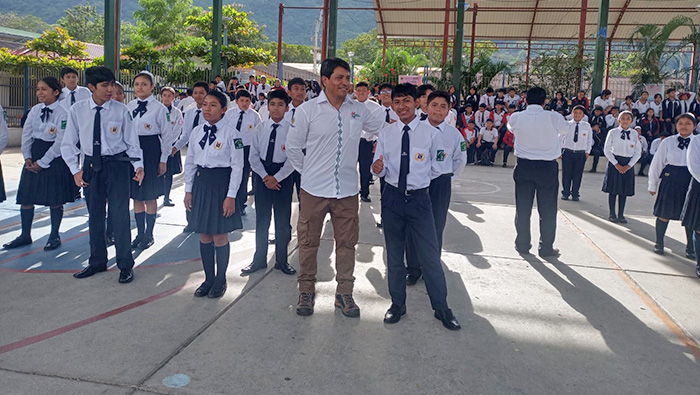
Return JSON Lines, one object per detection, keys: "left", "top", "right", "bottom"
{"left": 386, "top": 184, "right": 429, "bottom": 196}
{"left": 85, "top": 152, "right": 139, "bottom": 168}
{"left": 563, "top": 148, "right": 586, "bottom": 154}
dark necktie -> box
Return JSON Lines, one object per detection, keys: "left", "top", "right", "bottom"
{"left": 199, "top": 124, "right": 217, "bottom": 149}
{"left": 167, "top": 105, "right": 172, "bottom": 112}
{"left": 678, "top": 136, "right": 691, "bottom": 150}
{"left": 93, "top": 106, "right": 102, "bottom": 171}
{"left": 398, "top": 125, "right": 410, "bottom": 193}
{"left": 291, "top": 108, "right": 296, "bottom": 120}
{"left": 621, "top": 130, "right": 631, "bottom": 140}
{"left": 40, "top": 106, "right": 52, "bottom": 123}
{"left": 420, "top": 113, "right": 428, "bottom": 121}
{"left": 133, "top": 100, "right": 148, "bottom": 118}
{"left": 193, "top": 109, "right": 201, "bottom": 130}
{"left": 266, "top": 124, "right": 279, "bottom": 162}
{"left": 70, "top": 91, "right": 76, "bottom": 105}
{"left": 385, "top": 108, "right": 390, "bottom": 123}
{"left": 574, "top": 123, "right": 579, "bottom": 143}
{"left": 236, "top": 111, "right": 245, "bottom": 131}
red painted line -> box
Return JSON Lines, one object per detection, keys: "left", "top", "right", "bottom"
{"left": 0, "top": 232, "right": 89, "bottom": 266}
{"left": 0, "top": 258, "right": 200, "bottom": 273}
{"left": 0, "top": 281, "right": 195, "bottom": 355}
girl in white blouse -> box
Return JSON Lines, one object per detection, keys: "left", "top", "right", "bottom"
{"left": 603, "top": 111, "right": 642, "bottom": 223}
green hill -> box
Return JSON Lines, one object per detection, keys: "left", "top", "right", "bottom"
{"left": 0, "top": 0, "right": 376, "bottom": 45}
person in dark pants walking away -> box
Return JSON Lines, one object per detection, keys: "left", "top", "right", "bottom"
{"left": 561, "top": 105, "right": 593, "bottom": 202}
{"left": 507, "top": 86, "right": 569, "bottom": 258}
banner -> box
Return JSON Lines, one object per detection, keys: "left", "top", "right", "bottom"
{"left": 399, "top": 75, "right": 422, "bottom": 85}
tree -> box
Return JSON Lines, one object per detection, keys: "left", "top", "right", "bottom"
{"left": 121, "top": 35, "right": 161, "bottom": 70}
{"left": 528, "top": 45, "right": 592, "bottom": 97}
{"left": 56, "top": 3, "right": 102, "bottom": 44}
{"left": 339, "top": 29, "right": 381, "bottom": 65}
{"left": 358, "top": 48, "right": 428, "bottom": 84}
{"left": 26, "top": 27, "right": 88, "bottom": 59}
{"left": 134, "top": 0, "right": 201, "bottom": 47}
{"left": 261, "top": 42, "right": 314, "bottom": 63}
{"left": 0, "top": 12, "right": 49, "bottom": 33}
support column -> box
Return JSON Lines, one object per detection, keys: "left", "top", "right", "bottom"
{"left": 469, "top": 3, "right": 478, "bottom": 66}
{"left": 525, "top": 40, "right": 532, "bottom": 86}
{"left": 605, "top": 40, "right": 612, "bottom": 89}
{"left": 591, "top": 0, "right": 609, "bottom": 99}
{"left": 576, "top": 0, "right": 588, "bottom": 90}
{"left": 322, "top": 0, "right": 329, "bottom": 60}
{"left": 441, "top": 0, "right": 450, "bottom": 65}
{"left": 104, "top": 0, "right": 121, "bottom": 74}
{"left": 327, "top": 0, "right": 338, "bottom": 58}
{"left": 692, "top": 18, "right": 700, "bottom": 92}
{"left": 212, "top": 0, "right": 223, "bottom": 78}
{"left": 452, "top": 0, "right": 466, "bottom": 105}
{"left": 277, "top": 3, "right": 284, "bottom": 80}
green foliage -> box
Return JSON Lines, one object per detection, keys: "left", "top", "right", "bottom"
{"left": 357, "top": 48, "right": 428, "bottom": 85}
{"left": 0, "top": 47, "right": 88, "bottom": 75}
{"left": 339, "top": 29, "right": 380, "bottom": 65}
{"left": 261, "top": 42, "right": 314, "bottom": 63}
{"left": 0, "top": 11, "right": 50, "bottom": 33}
{"left": 121, "top": 35, "right": 161, "bottom": 69}
{"left": 185, "top": 4, "right": 265, "bottom": 46}
{"left": 134, "top": 0, "right": 201, "bottom": 46}
{"left": 528, "top": 45, "right": 592, "bottom": 97}
{"left": 460, "top": 55, "right": 511, "bottom": 94}
{"left": 26, "top": 26, "right": 88, "bottom": 59}
{"left": 56, "top": 3, "right": 137, "bottom": 46}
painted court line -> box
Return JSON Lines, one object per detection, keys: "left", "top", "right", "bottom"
{"left": 0, "top": 257, "right": 200, "bottom": 273}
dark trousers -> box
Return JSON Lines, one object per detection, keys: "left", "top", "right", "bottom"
{"left": 358, "top": 138, "right": 374, "bottom": 198}
{"left": 502, "top": 145, "right": 513, "bottom": 165}
{"left": 252, "top": 173, "right": 292, "bottom": 266}
{"left": 466, "top": 143, "right": 476, "bottom": 164}
{"left": 406, "top": 174, "right": 452, "bottom": 278}
{"left": 236, "top": 145, "right": 251, "bottom": 213}
{"left": 478, "top": 143, "right": 496, "bottom": 164}
{"left": 561, "top": 150, "right": 586, "bottom": 198}
{"left": 84, "top": 159, "right": 134, "bottom": 269}
{"left": 382, "top": 185, "right": 448, "bottom": 310}
{"left": 638, "top": 153, "right": 652, "bottom": 175}
{"left": 292, "top": 170, "right": 301, "bottom": 201}
{"left": 514, "top": 158, "right": 559, "bottom": 252}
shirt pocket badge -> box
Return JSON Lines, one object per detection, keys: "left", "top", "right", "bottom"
{"left": 144, "top": 123, "right": 153, "bottom": 130}
{"left": 414, "top": 152, "right": 426, "bottom": 162}
{"left": 48, "top": 126, "right": 57, "bottom": 135}
{"left": 110, "top": 125, "right": 120, "bottom": 135}
{"left": 234, "top": 138, "right": 244, "bottom": 149}
{"left": 247, "top": 124, "right": 254, "bottom": 130}
{"left": 436, "top": 149, "right": 446, "bottom": 162}
{"left": 214, "top": 141, "right": 223, "bottom": 150}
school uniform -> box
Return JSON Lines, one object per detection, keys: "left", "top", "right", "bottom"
{"left": 178, "top": 96, "right": 195, "bottom": 113}
{"left": 127, "top": 95, "right": 176, "bottom": 201}
{"left": 502, "top": 130, "right": 514, "bottom": 166}
{"left": 571, "top": 97, "right": 589, "bottom": 112}
{"left": 619, "top": 102, "right": 634, "bottom": 112}
{"left": 478, "top": 127, "right": 498, "bottom": 165}
{"left": 61, "top": 98, "right": 144, "bottom": 279}
{"left": 224, "top": 107, "right": 262, "bottom": 214}
{"left": 634, "top": 99, "right": 651, "bottom": 115}
{"left": 494, "top": 95, "right": 506, "bottom": 108}
{"left": 560, "top": 120, "right": 593, "bottom": 200}
{"left": 594, "top": 96, "right": 613, "bottom": 111}
{"left": 507, "top": 105, "right": 569, "bottom": 255}
{"left": 603, "top": 127, "right": 642, "bottom": 197}
{"left": 479, "top": 94, "right": 495, "bottom": 110}
{"left": 373, "top": 117, "right": 453, "bottom": 318}
{"left": 679, "top": 93, "right": 696, "bottom": 115}
{"left": 464, "top": 94, "right": 479, "bottom": 109}
{"left": 284, "top": 102, "right": 304, "bottom": 199}
{"left": 358, "top": 99, "right": 381, "bottom": 200}
{"left": 647, "top": 134, "right": 692, "bottom": 222}
{"left": 376, "top": 105, "right": 399, "bottom": 199}
{"left": 548, "top": 99, "right": 569, "bottom": 115}
{"left": 504, "top": 94, "right": 520, "bottom": 108}
{"left": 446, "top": 108, "right": 458, "bottom": 128}
{"left": 59, "top": 86, "right": 91, "bottom": 110}
{"left": 474, "top": 110, "right": 490, "bottom": 130}
{"left": 605, "top": 114, "right": 620, "bottom": 130}
{"left": 662, "top": 98, "right": 681, "bottom": 133}
{"left": 0, "top": 104, "right": 8, "bottom": 202}
{"left": 464, "top": 126, "right": 478, "bottom": 164}
{"left": 248, "top": 119, "right": 295, "bottom": 271}
{"left": 163, "top": 105, "right": 184, "bottom": 204}
{"left": 258, "top": 83, "right": 271, "bottom": 96}
{"left": 405, "top": 120, "right": 467, "bottom": 282}
{"left": 650, "top": 101, "right": 663, "bottom": 118}
{"left": 681, "top": 136, "right": 700, "bottom": 230}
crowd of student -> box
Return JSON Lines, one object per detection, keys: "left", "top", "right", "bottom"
{"left": 0, "top": 59, "right": 698, "bottom": 331}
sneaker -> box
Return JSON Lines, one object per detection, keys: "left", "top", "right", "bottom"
{"left": 335, "top": 294, "right": 360, "bottom": 318}
{"left": 296, "top": 292, "right": 315, "bottom": 316}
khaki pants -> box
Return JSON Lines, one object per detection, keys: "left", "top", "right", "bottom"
{"left": 297, "top": 189, "right": 359, "bottom": 294}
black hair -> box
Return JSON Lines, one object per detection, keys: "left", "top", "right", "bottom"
{"left": 601, "top": 89, "right": 611, "bottom": 96}
{"left": 268, "top": 88, "right": 291, "bottom": 105}
{"left": 258, "top": 92, "right": 266, "bottom": 99}
{"left": 498, "top": 88, "right": 506, "bottom": 93}
{"left": 666, "top": 88, "right": 675, "bottom": 94}
{"left": 526, "top": 86, "right": 546, "bottom": 105}
{"left": 640, "top": 91, "right": 648, "bottom": 95}
{"left": 676, "top": 113, "right": 697, "bottom": 125}
{"left": 571, "top": 105, "right": 585, "bottom": 113}
{"left": 485, "top": 87, "right": 494, "bottom": 94}
{"left": 235, "top": 90, "right": 252, "bottom": 100}
{"left": 192, "top": 81, "right": 209, "bottom": 92}
{"left": 625, "top": 95, "right": 633, "bottom": 101}
{"left": 467, "top": 119, "right": 476, "bottom": 124}
{"left": 646, "top": 108, "right": 655, "bottom": 115}
{"left": 660, "top": 130, "right": 672, "bottom": 137}
{"left": 427, "top": 90, "right": 450, "bottom": 105}
{"left": 205, "top": 90, "right": 228, "bottom": 109}
{"left": 179, "top": 92, "right": 187, "bottom": 97}
{"left": 85, "top": 66, "right": 115, "bottom": 87}
{"left": 578, "top": 90, "right": 586, "bottom": 94}
{"left": 593, "top": 105, "right": 603, "bottom": 112}
{"left": 378, "top": 83, "right": 393, "bottom": 92}
{"left": 469, "top": 86, "right": 477, "bottom": 93}
{"left": 186, "top": 88, "right": 193, "bottom": 95}
{"left": 611, "top": 106, "right": 620, "bottom": 111}
{"left": 555, "top": 91, "right": 564, "bottom": 97}
{"left": 209, "top": 81, "right": 217, "bottom": 85}
{"left": 654, "top": 93, "right": 662, "bottom": 99}
{"left": 215, "top": 74, "right": 221, "bottom": 79}
{"left": 60, "top": 66, "right": 79, "bottom": 79}
{"left": 478, "top": 103, "right": 486, "bottom": 108}
{"left": 320, "top": 58, "right": 350, "bottom": 79}
{"left": 508, "top": 87, "right": 515, "bottom": 92}
{"left": 508, "top": 104, "right": 516, "bottom": 109}
{"left": 232, "top": 76, "right": 238, "bottom": 80}
{"left": 40, "top": 76, "right": 62, "bottom": 99}
{"left": 288, "top": 77, "right": 306, "bottom": 91}
{"left": 391, "top": 83, "right": 417, "bottom": 100}
{"left": 355, "top": 81, "right": 369, "bottom": 89}
{"left": 417, "top": 84, "right": 436, "bottom": 97}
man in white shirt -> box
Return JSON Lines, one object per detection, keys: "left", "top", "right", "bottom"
{"left": 507, "top": 86, "right": 570, "bottom": 257}
{"left": 286, "top": 58, "right": 384, "bottom": 318}
{"left": 355, "top": 81, "right": 381, "bottom": 202}
{"left": 561, "top": 105, "right": 593, "bottom": 201}
{"left": 59, "top": 67, "right": 92, "bottom": 110}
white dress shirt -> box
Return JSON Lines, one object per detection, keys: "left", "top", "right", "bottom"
{"left": 428, "top": 120, "right": 467, "bottom": 178}
{"left": 604, "top": 127, "right": 642, "bottom": 166}
{"left": 464, "top": 127, "right": 478, "bottom": 142}
{"left": 650, "top": 101, "right": 663, "bottom": 118}
{"left": 224, "top": 107, "right": 262, "bottom": 146}
{"left": 258, "top": 84, "right": 271, "bottom": 95}
{"left": 22, "top": 101, "right": 69, "bottom": 168}
{"left": 479, "top": 94, "right": 495, "bottom": 109}
{"left": 504, "top": 94, "right": 520, "bottom": 108}
{"left": 480, "top": 127, "right": 498, "bottom": 143}
{"left": 184, "top": 118, "right": 244, "bottom": 198}
{"left": 127, "top": 95, "right": 176, "bottom": 163}
{"left": 634, "top": 100, "right": 651, "bottom": 114}
{"left": 687, "top": 135, "right": 700, "bottom": 183}
{"left": 373, "top": 116, "right": 439, "bottom": 190}
{"left": 507, "top": 105, "right": 570, "bottom": 161}
{"left": 378, "top": 104, "right": 398, "bottom": 124}
{"left": 561, "top": 120, "right": 593, "bottom": 154}
{"left": 474, "top": 110, "right": 491, "bottom": 129}
{"left": 490, "top": 110, "right": 506, "bottom": 128}
{"left": 0, "top": 104, "right": 9, "bottom": 154}
{"left": 250, "top": 118, "right": 295, "bottom": 181}
{"left": 178, "top": 96, "right": 195, "bottom": 113}
{"left": 360, "top": 99, "right": 381, "bottom": 141}
{"left": 61, "top": 98, "right": 144, "bottom": 174}
{"left": 650, "top": 138, "right": 662, "bottom": 155}
{"left": 60, "top": 86, "right": 91, "bottom": 110}
{"left": 176, "top": 106, "right": 204, "bottom": 150}
{"left": 165, "top": 105, "right": 184, "bottom": 143}
{"left": 605, "top": 114, "right": 620, "bottom": 129}
{"left": 446, "top": 108, "right": 458, "bottom": 128}
{"left": 286, "top": 90, "right": 384, "bottom": 198}
{"left": 648, "top": 135, "right": 692, "bottom": 191}
{"left": 619, "top": 102, "right": 634, "bottom": 112}
{"left": 594, "top": 96, "right": 613, "bottom": 110}
{"left": 257, "top": 104, "right": 269, "bottom": 120}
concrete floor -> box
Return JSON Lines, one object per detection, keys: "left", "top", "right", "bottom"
{"left": 0, "top": 148, "right": 698, "bottom": 395}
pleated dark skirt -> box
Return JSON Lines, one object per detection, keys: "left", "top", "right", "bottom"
{"left": 131, "top": 135, "right": 164, "bottom": 200}
{"left": 166, "top": 149, "right": 182, "bottom": 175}
{"left": 654, "top": 165, "right": 691, "bottom": 220}
{"left": 602, "top": 155, "right": 635, "bottom": 196}
{"left": 191, "top": 167, "right": 242, "bottom": 234}
{"left": 16, "top": 139, "right": 75, "bottom": 206}
{"left": 681, "top": 179, "right": 700, "bottom": 231}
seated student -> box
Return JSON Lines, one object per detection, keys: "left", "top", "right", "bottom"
{"left": 61, "top": 66, "right": 144, "bottom": 283}
{"left": 662, "top": 88, "right": 681, "bottom": 134}
{"left": 517, "top": 91, "right": 528, "bottom": 112}
{"left": 242, "top": 89, "right": 296, "bottom": 276}
{"left": 640, "top": 107, "right": 661, "bottom": 143}
{"left": 570, "top": 90, "right": 590, "bottom": 112}
{"left": 548, "top": 91, "right": 569, "bottom": 115}
{"left": 603, "top": 110, "right": 642, "bottom": 223}
{"left": 479, "top": 87, "right": 495, "bottom": 110}
{"left": 590, "top": 106, "right": 607, "bottom": 132}
{"left": 651, "top": 114, "right": 695, "bottom": 259}
{"left": 371, "top": 83, "right": 460, "bottom": 330}
{"left": 589, "top": 122, "right": 606, "bottom": 173}
{"left": 605, "top": 106, "right": 621, "bottom": 130}
{"left": 594, "top": 89, "right": 614, "bottom": 115}
{"left": 464, "top": 119, "right": 478, "bottom": 164}
{"left": 634, "top": 91, "right": 651, "bottom": 115}
{"left": 490, "top": 101, "right": 507, "bottom": 137}
{"left": 504, "top": 87, "right": 520, "bottom": 109}
{"left": 474, "top": 103, "right": 490, "bottom": 130}
{"left": 494, "top": 88, "right": 507, "bottom": 108}
{"left": 458, "top": 103, "right": 475, "bottom": 129}
{"left": 502, "top": 127, "right": 514, "bottom": 168}
{"left": 650, "top": 93, "right": 663, "bottom": 118}
{"left": 620, "top": 95, "right": 635, "bottom": 112}
{"left": 636, "top": 126, "right": 651, "bottom": 177}
{"left": 477, "top": 118, "right": 498, "bottom": 166}
{"left": 184, "top": 90, "right": 244, "bottom": 298}
{"left": 463, "top": 86, "right": 479, "bottom": 110}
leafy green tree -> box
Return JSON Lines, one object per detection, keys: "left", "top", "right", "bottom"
{"left": 0, "top": 11, "right": 49, "bottom": 33}
{"left": 26, "top": 27, "right": 88, "bottom": 59}
{"left": 261, "top": 42, "right": 313, "bottom": 63}
{"left": 339, "top": 29, "right": 380, "bottom": 65}
{"left": 121, "top": 35, "right": 161, "bottom": 70}
{"left": 56, "top": 3, "right": 101, "bottom": 43}
{"left": 134, "top": 0, "right": 201, "bottom": 47}
{"left": 358, "top": 48, "right": 428, "bottom": 84}
{"left": 528, "top": 45, "right": 592, "bottom": 97}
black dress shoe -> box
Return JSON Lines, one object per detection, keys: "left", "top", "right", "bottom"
{"left": 406, "top": 274, "right": 421, "bottom": 286}
{"left": 274, "top": 262, "right": 297, "bottom": 275}
{"left": 118, "top": 269, "right": 134, "bottom": 283}
{"left": 208, "top": 283, "right": 227, "bottom": 298}
{"left": 617, "top": 216, "right": 628, "bottom": 224}
{"left": 572, "top": 196, "right": 580, "bottom": 202}
{"left": 106, "top": 234, "right": 115, "bottom": 246}
{"left": 43, "top": 237, "right": 62, "bottom": 251}
{"left": 241, "top": 262, "right": 267, "bottom": 274}
{"left": 609, "top": 215, "right": 618, "bottom": 223}
{"left": 653, "top": 245, "right": 665, "bottom": 255}
{"left": 182, "top": 226, "right": 193, "bottom": 233}
{"left": 247, "top": 190, "right": 254, "bottom": 196}
{"left": 434, "top": 309, "right": 461, "bottom": 331}
{"left": 376, "top": 221, "right": 383, "bottom": 228}
{"left": 360, "top": 195, "right": 371, "bottom": 203}
{"left": 561, "top": 195, "right": 569, "bottom": 201}
{"left": 73, "top": 264, "right": 107, "bottom": 279}
{"left": 131, "top": 235, "right": 144, "bottom": 248}
{"left": 538, "top": 248, "right": 560, "bottom": 258}
{"left": 163, "top": 200, "right": 175, "bottom": 207}
{"left": 194, "top": 282, "right": 213, "bottom": 297}
{"left": 138, "top": 237, "right": 155, "bottom": 249}
{"left": 685, "top": 250, "right": 696, "bottom": 260}
{"left": 515, "top": 245, "right": 531, "bottom": 255}
{"left": 589, "top": 169, "right": 597, "bottom": 173}
{"left": 3, "top": 236, "right": 32, "bottom": 249}
{"left": 383, "top": 304, "right": 406, "bottom": 324}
